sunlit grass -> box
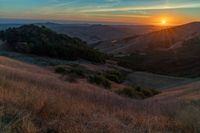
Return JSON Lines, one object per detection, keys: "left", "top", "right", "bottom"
{"left": 0, "top": 56, "right": 199, "bottom": 132}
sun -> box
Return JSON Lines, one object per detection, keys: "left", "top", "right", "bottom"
{"left": 161, "top": 19, "right": 167, "bottom": 25}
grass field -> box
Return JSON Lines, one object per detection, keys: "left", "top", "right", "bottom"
{"left": 0, "top": 56, "right": 199, "bottom": 132}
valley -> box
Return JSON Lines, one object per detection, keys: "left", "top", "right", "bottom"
{"left": 0, "top": 23, "right": 199, "bottom": 132}
{"left": 1, "top": 0, "right": 200, "bottom": 132}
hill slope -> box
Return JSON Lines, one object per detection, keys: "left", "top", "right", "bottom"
{"left": 0, "top": 23, "right": 159, "bottom": 44}
{"left": 0, "top": 56, "right": 200, "bottom": 132}
{"left": 96, "top": 22, "right": 200, "bottom": 54}
{"left": 110, "top": 22, "right": 200, "bottom": 77}
{"left": 42, "top": 23, "right": 159, "bottom": 44}
{"left": 0, "top": 25, "right": 105, "bottom": 63}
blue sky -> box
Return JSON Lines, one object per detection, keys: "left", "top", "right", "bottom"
{"left": 0, "top": 0, "right": 200, "bottom": 24}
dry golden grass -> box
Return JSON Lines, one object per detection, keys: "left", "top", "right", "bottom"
{"left": 0, "top": 56, "right": 199, "bottom": 133}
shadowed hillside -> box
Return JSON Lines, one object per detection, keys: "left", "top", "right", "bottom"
{"left": 0, "top": 25, "right": 105, "bottom": 63}
{"left": 116, "top": 43, "right": 200, "bottom": 77}
{"left": 108, "top": 22, "right": 200, "bottom": 78}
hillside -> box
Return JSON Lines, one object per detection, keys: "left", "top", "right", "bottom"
{"left": 116, "top": 48, "right": 200, "bottom": 78}
{"left": 108, "top": 22, "right": 200, "bottom": 77}
{"left": 95, "top": 22, "right": 200, "bottom": 54}
{"left": 0, "top": 56, "right": 199, "bottom": 132}
{"left": 0, "top": 25, "right": 105, "bottom": 63}
{"left": 41, "top": 23, "right": 159, "bottom": 44}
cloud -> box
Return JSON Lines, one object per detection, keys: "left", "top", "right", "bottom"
{"left": 81, "top": 3, "right": 200, "bottom": 13}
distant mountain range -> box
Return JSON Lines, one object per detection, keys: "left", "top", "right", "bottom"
{"left": 0, "top": 22, "right": 159, "bottom": 44}
{"left": 95, "top": 22, "right": 200, "bottom": 54}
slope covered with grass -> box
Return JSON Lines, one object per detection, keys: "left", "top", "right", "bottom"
{"left": 0, "top": 56, "right": 199, "bottom": 133}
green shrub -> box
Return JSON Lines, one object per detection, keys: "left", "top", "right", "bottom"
{"left": 103, "top": 70, "right": 125, "bottom": 83}
{"left": 117, "top": 87, "right": 135, "bottom": 98}
{"left": 69, "top": 67, "right": 85, "bottom": 77}
{"left": 117, "top": 87, "right": 142, "bottom": 99}
{"left": 87, "top": 75, "right": 111, "bottom": 89}
{"left": 141, "top": 88, "right": 153, "bottom": 97}
{"left": 149, "top": 88, "right": 160, "bottom": 95}
{"left": 65, "top": 67, "right": 86, "bottom": 82}
{"left": 117, "top": 87, "right": 160, "bottom": 99}
{"left": 55, "top": 66, "right": 66, "bottom": 74}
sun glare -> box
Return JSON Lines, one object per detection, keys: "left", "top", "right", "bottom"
{"left": 161, "top": 19, "right": 167, "bottom": 25}
{"left": 153, "top": 16, "right": 172, "bottom": 26}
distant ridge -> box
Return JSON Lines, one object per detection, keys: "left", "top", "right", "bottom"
{"left": 94, "top": 22, "right": 200, "bottom": 54}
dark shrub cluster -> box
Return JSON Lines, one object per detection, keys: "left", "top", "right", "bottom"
{"left": 103, "top": 70, "right": 125, "bottom": 83}
{"left": 0, "top": 25, "right": 106, "bottom": 63}
{"left": 55, "top": 66, "right": 66, "bottom": 74}
{"left": 69, "top": 67, "right": 85, "bottom": 77}
{"left": 55, "top": 66, "right": 87, "bottom": 82}
{"left": 117, "top": 87, "right": 160, "bottom": 99}
{"left": 87, "top": 75, "right": 111, "bottom": 89}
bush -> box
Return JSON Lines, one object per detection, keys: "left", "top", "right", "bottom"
{"left": 149, "top": 88, "right": 160, "bottom": 95}
{"left": 55, "top": 66, "right": 66, "bottom": 74}
{"left": 117, "top": 87, "right": 143, "bottom": 99}
{"left": 65, "top": 67, "right": 86, "bottom": 82}
{"left": 141, "top": 88, "right": 153, "bottom": 97}
{"left": 69, "top": 67, "right": 85, "bottom": 77}
{"left": 117, "top": 87, "right": 160, "bottom": 99}
{"left": 103, "top": 70, "right": 125, "bottom": 83}
{"left": 87, "top": 75, "right": 111, "bottom": 89}
{"left": 55, "top": 66, "right": 90, "bottom": 83}
{"left": 117, "top": 87, "right": 135, "bottom": 98}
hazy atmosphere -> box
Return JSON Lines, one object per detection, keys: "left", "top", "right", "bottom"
{"left": 0, "top": 0, "right": 200, "bottom": 133}
{"left": 1, "top": 0, "right": 200, "bottom": 25}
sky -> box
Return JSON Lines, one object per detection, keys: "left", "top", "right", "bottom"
{"left": 0, "top": 0, "right": 200, "bottom": 25}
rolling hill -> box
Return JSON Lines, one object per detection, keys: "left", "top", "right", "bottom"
{"left": 0, "top": 23, "right": 160, "bottom": 44}
{"left": 95, "top": 22, "right": 200, "bottom": 54}
{"left": 102, "top": 22, "right": 200, "bottom": 78}
{"left": 0, "top": 55, "right": 199, "bottom": 133}
{"left": 0, "top": 24, "right": 105, "bottom": 63}
{"left": 0, "top": 22, "right": 199, "bottom": 132}
{"left": 40, "top": 23, "right": 159, "bottom": 44}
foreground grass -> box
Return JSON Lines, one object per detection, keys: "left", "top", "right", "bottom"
{"left": 0, "top": 56, "right": 199, "bottom": 133}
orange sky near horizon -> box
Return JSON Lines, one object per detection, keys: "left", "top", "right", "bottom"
{"left": 0, "top": 0, "right": 200, "bottom": 25}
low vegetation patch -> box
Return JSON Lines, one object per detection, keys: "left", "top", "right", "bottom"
{"left": 115, "top": 49, "right": 200, "bottom": 78}
{"left": 55, "top": 65, "right": 88, "bottom": 82}
{"left": 103, "top": 70, "right": 125, "bottom": 83}
{"left": 55, "top": 66, "right": 66, "bottom": 74}
{"left": 87, "top": 74, "right": 111, "bottom": 89}
{"left": 117, "top": 87, "right": 160, "bottom": 99}
{"left": 68, "top": 66, "right": 86, "bottom": 78}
